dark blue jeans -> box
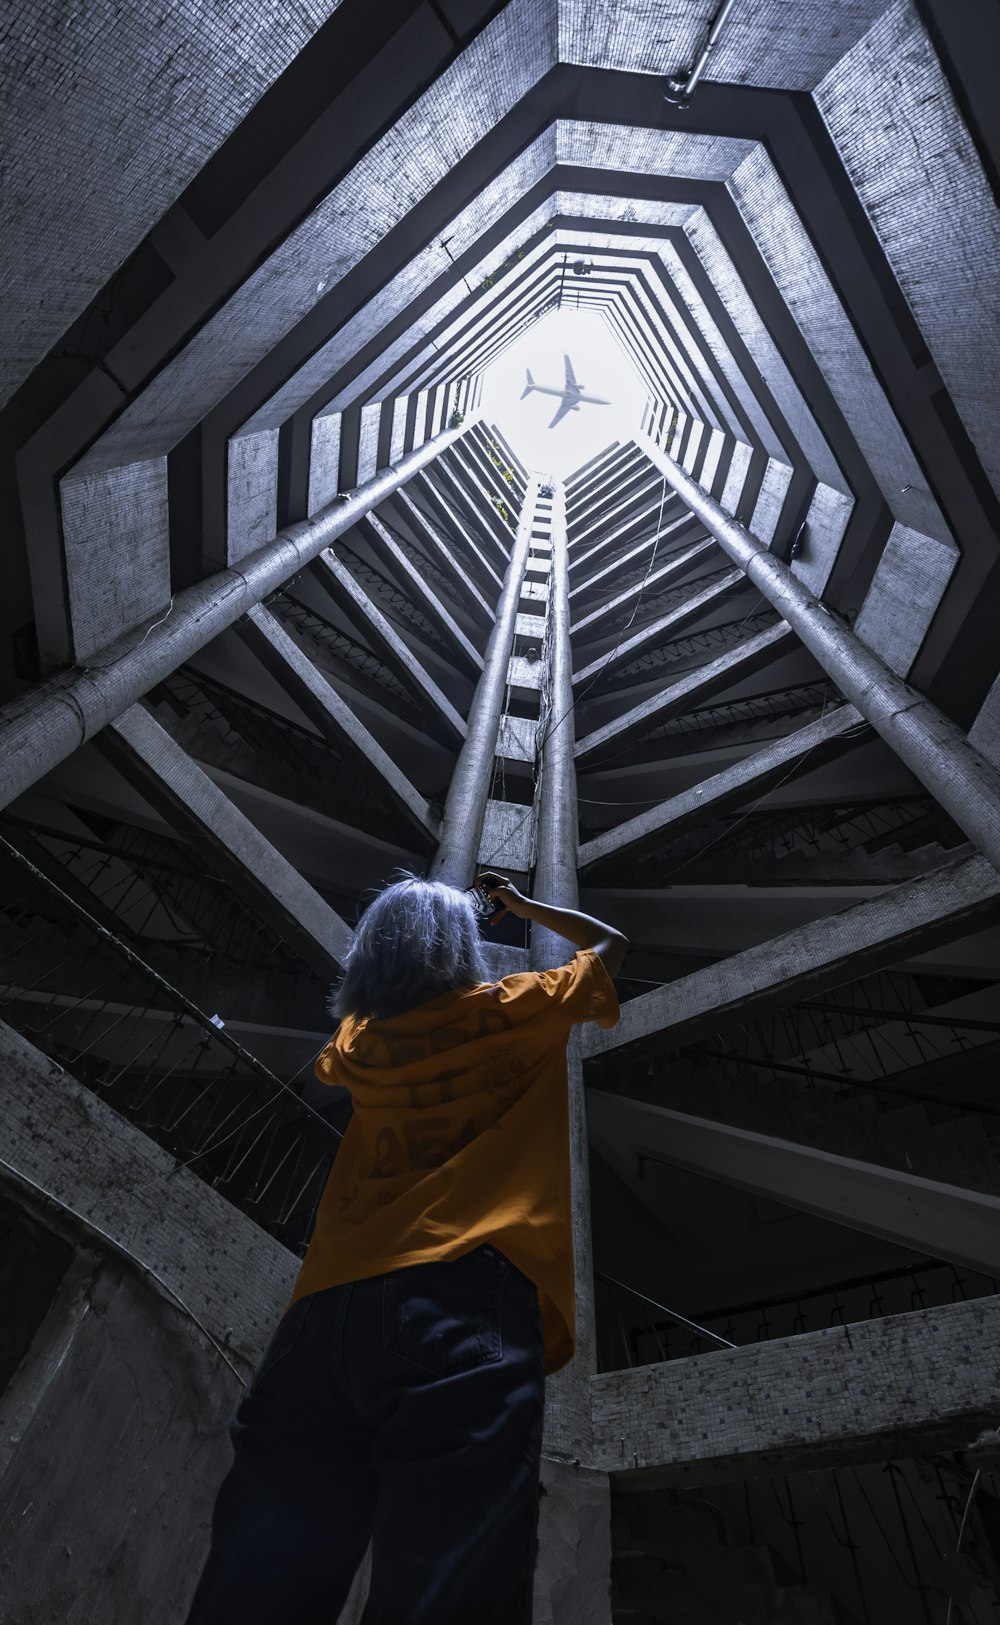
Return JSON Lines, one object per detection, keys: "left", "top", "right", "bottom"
{"left": 184, "top": 1244, "right": 546, "bottom": 1625}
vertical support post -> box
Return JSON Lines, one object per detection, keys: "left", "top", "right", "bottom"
{"left": 531, "top": 481, "right": 613, "bottom": 1625}
{"left": 430, "top": 477, "right": 538, "bottom": 885}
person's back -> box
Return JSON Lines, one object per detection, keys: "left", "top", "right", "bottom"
{"left": 184, "top": 870, "right": 627, "bottom": 1625}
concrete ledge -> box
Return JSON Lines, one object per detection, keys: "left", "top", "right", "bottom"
{"left": 591, "top": 1292, "right": 1000, "bottom": 1485}
{"left": 0, "top": 1020, "right": 297, "bottom": 1371}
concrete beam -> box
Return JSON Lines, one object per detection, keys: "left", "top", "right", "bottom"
{"left": 0, "top": 425, "right": 471, "bottom": 813}
{"left": 571, "top": 537, "right": 717, "bottom": 635}
{"left": 0, "top": 1019, "right": 295, "bottom": 1372}
{"left": 359, "top": 513, "right": 484, "bottom": 673}
{"left": 391, "top": 489, "right": 497, "bottom": 620}
{"left": 532, "top": 482, "right": 598, "bottom": 1461}
{"left": 579, "top": 705, "right": 866, "bottom": 871}
{"left": 431, "top": 478, "right": 537, "bottom": 884}
{"left": 587, "top": 1091, "right": 1000, "bottom": 1278}
{"left": 310, "top": 551, "right": 466, "bottom": 746}
{"left": 573, "top": 570, "right": 746, "bottom": 689}
{"left": 575, "top": 622, "right": 797, "bottom": 766}
{"left": 433, "top": 458, "right": 513, "bottom": 565}
{"left": 568, "top": 513, "right": 696, "bottom": 604}
{"left": 96, "top": 704, "right": 353, "bottom": 975}
{"left": 410, "top": 475, "right": 505, "bottom": 594}
{"left": 583, "top": 854, "right": 1000, "bottom": 1061}
{"left": 234, "top": 605, "right": 440, "bottom": 841}
{"left": 590, "top": 1292, "right": 1000, "bottom": 1485}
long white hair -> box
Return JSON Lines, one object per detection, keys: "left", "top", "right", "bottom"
{"left": 330, "top": 871, "right": 488, "bottom": 1021}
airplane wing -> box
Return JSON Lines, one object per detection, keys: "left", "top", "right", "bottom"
{"left": 548, "top": 396, "right": 576, "bottom": 428}
{"left": 563, "top": 353, "right": 579, "bottom": 390}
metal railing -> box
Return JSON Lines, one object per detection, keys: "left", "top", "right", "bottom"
{"left": 338, "top": 544, "right": 451, "bottom": 655}
{"left": 612, "top": 797, "right": 968, "bottom": 886}
{"left": 272, "top": 594, "right": 418, "bottom": 712}
{"left": 1, "top": 814, "right": 309, "bottom": 977}
{"left": 0, "top": 834, "right": 337, "bottom": 1254}
{"left": 153, "top": 666, "right": 401, "bottom": 835}
{"left": 643, "top": 679, "right": 840, "bottom": 741}
{"left": 599, "top": 1258, "right": 999, "bottom": 1370}
{"left": 597, "top": 608, "right": 780, "bottom": 688}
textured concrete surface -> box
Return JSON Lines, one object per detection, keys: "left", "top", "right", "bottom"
{"left": 0, "top": 1020, "right": 297, "bottom": 1369}
{"left": 969, "top": 671, "right": 1000, "bottom": 773}
{"left": 658, "top": 239, "right": 787, "bottom": 459}
{"left": 558, "top": 0, "right": 890, "bottom": 90}
{"left": 308, "top": 413, "right": 342, "bottom": 514}
{"left": 855, "top": 522, "right": 958, "bottom": 677}
{"left": 719, "top": 441, "right": 754, "bottom": 516}
{"left": 583, "top": 854, "right": 1000, "bottom": 1059}
{"left": 58, "top": 457, "right": 171, "bottom": 663}
{"left": 590, "top": 1293, "right": 1000, "bottom": 1483}
{"left": 68, "top": 0, "right": 556, "bottom": 477}
{"left": 749, "top": 456, "right": 794, "bottom": 546}
{"left": 355, "top": 402, "right": 383, "bottom": 486}
{"left": 588, "top": 1091, "right": 1000, "bottom": 1277}
{"left": 683, "top": 208, "right": 847, "bottom": 492}
{"left": 726, "top": 145, "right": 952, "bottom": 544}
{"left": 791, "top": 482, "right": 855, "bottom": 597}
{"left": 226, "top": 430, "right": 279, "bottom": 567}
{"left": 533, "top": 1459, "right": 612, "bottom": 1625}
{"left": 816, "top": 0, "right": 1000, "bottom": 503}
{"left": 102, "top": 703, "right": 354, "bottom": 970}
{"left": 0, "top": 0, "right": 344, "bottom": 404}
{"left": 0, "top": 1250, "right": 241, "bottom": 1625}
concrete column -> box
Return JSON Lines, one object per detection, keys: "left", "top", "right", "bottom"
{"left": 530, "top": 482, "right": 612, "bottom": 1625}
{"left": 430, "top": 476, "right": 538, "bottom": 886}
{"left": 531, "top": 484, "right": 579, "bottom": 970}
{"left": 0, "top": 419, "right": 476, "bottom": 814}
{"left": 636, "top": 432, "right": 1000, "bottom": 875}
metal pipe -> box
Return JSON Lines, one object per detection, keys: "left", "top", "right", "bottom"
{"left": 662, "top": 0, "right": 739, "bottom": 104}
{"left": 430, "top": 474, "right": 537, "bottom": 886}
{"left": 0, "top": 419, "right": 477, "bottom": 813}
{"left": 531, "top": 482, "right": 601, "bottom": 1424}
{"left": 636, "top": 430, "right": 1000, "bottom": 876}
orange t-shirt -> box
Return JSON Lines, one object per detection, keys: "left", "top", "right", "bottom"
{"left": 285, "top": 948, "right": 619, "bottom": 1374}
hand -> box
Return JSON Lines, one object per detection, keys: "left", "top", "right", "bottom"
{"left": 475, "top": 872, "right": 532, "bottom": 922}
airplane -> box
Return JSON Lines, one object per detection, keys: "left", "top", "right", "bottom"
{"left": 520, "top": 353, "right": 610, "bottom": 429}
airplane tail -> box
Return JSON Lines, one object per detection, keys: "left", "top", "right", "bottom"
{"left": 520, "top": 369, "right": 535, "bottom": 400}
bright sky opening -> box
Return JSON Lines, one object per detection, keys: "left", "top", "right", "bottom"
{"left": 481, "top": 308, "right": 649, "bottom": 480}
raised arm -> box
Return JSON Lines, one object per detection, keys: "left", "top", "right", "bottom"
{"left": 475, "top": 873, "right": 629, "bottom": 978}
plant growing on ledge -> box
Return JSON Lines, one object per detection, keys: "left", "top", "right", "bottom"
{"left": 479, "top": 244, "right": 528, "bottom": 292}
{"left": 489, "top": 494, "right": 511, "bottom": 524}
{"left": 484, "top": 437, "right": 516, "bottom": 483}
{"left": 449, "top": 408, "right": 465, "bottom": 428}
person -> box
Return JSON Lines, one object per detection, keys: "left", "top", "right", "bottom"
{"left": 183, "top": 869, "right": 627, "bottom": 1625}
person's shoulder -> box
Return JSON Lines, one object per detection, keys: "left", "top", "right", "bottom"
{"left": 492, "top": 950, "right": 595, "bottom": 1001}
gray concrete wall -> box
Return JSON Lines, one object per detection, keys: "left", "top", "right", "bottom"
{"left": 855, "top": 522, "right": 958, "bottom": 677}
{"left": 308, "top": 413, "right": 342, "bottom": 515}
{"left": 816, "top": 0, "right": 1000, "bottom": 503}
{"left": 57, "top": 458, "right": 171, "bottom": 664}
{"left": 0, "top": 0, "right": 343, "bottom": 406}
{"left": 226, "top": 430, "right": 280, "bottom": 567}
{"left": 0, "top": 1241, "right": 239, "bottom": 1625}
